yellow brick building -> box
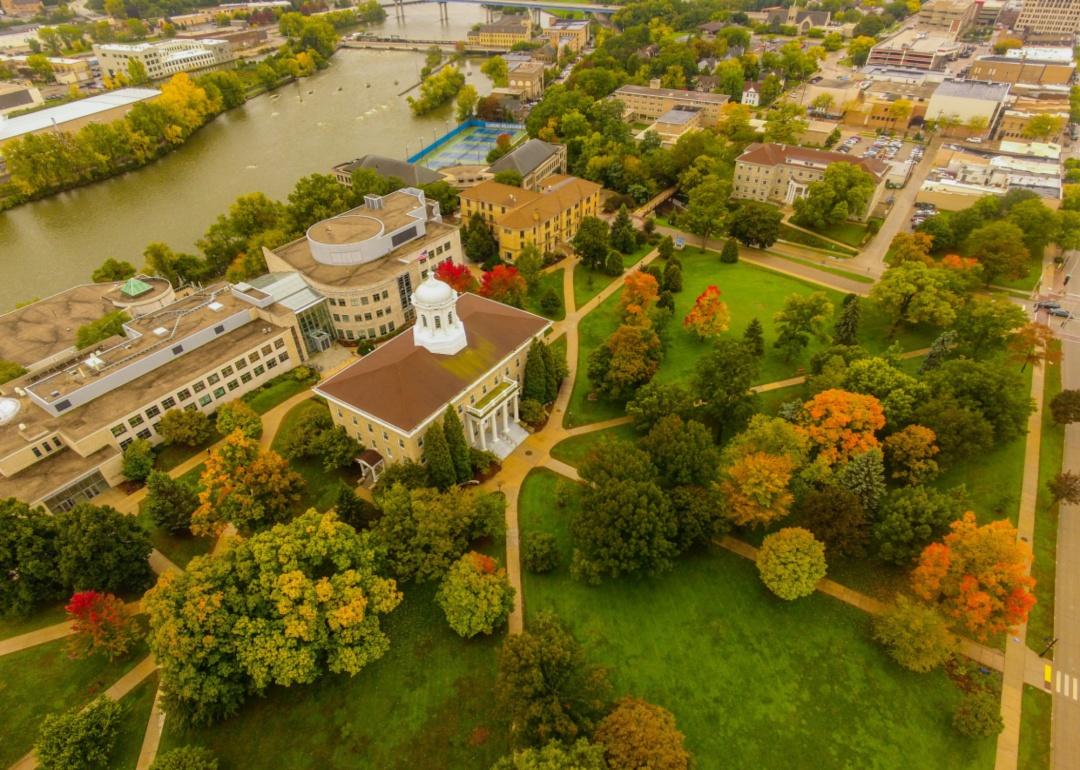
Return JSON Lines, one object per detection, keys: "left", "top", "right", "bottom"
{"left": 467, "top": 16, "right": 534, "bottom": 48}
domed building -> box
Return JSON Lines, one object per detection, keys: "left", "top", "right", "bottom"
{"left": 314, "top": 277, "right": 550, "bottom": 479}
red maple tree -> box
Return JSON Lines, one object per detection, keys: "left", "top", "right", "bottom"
{"left": 435, "top": 261, "right": 478, "bottom": 293}
{"left": 65, "top": 591, "right": 139, "bottom": 661}
{"left": 683, "top": 285, "right": 730, "bottom": 339}
{"left": 479, "top": 265, "right": 527, "bottom": 307}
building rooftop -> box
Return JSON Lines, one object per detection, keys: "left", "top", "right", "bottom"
{"left": 931, "top": 79, "right": 1011, "bottom": 101}
{"left": 488, "top": 138, "right": 562, "bottom": 177}
{"left": 316, "top": 294, "right": 549, "bottom": 433}
{"left": 332, "top": 154, "right": 443, "bottom": 187}
{"left": 0, "top": 283, "right": 125, "bottom": 368}
{"left": 865, "top": 79, "right": 940, "bottom": 99}
{"left": 470, "top": 15, "right": 531, "bottom": 33}
{"left": 1004, "top": 46, "right": 1074, "bottom": 63}
{"left": 549, "top": 18, "right": 589, "bottom": 29}
{"left": 656, "top": 107, "right": 700, "bottom": 124}
{"left": 0, "top": 81, "right": 36, "bottom": 112}
{"left": 0, "top": 443, "right": 118, "bottom": 507}
{"left": 737, "top": 142, "right": 889, "bottom": 179}
{"left": 0, "top": 88, "right": 160, "bottom": 142}
{"left": 614, "top": 84, "right": 731, "bottom": 105}
{"left": 461, "top": 179, "right": 541, "bottom": 209}
{"left": 871, "top": 29, "right": 960, "bottom": 53}
{"left": 242, "top": 272, "right": 324, "bottom": 313}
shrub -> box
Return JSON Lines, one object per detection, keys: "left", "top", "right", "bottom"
{"left": 519, "top": 398, "right": 545, "bottom": 424}
{"left": 436, "top": 551, "right": 515, "bottom": 637}
{"left": 151, "top": 747, "right": 219, "bottom": 770}
{"left": 539, "top": 287, "right": 562, "bottom": 316}
{"left": 470, "top": 447, "right": 500, "bottom": 476}
{"left": 121, "top": 439, "right": 154, "bottom": 482}
{"left": 755, "top": 527, "right": 826, "bottom": 600}
{"left": 953, "top": 691, "right": 1004, "bottom": 738}
{"left": 720, "top": 238, "right": 739, "bottom": 264}
{"left": 158, "top": 409, "right": 214, "bottom": 447}
{"left": 145, "top": 471, "right": 199, "bottom": 533}
{"left": 36, "top": 696, "right": 122, "bottom": 770}
{"left": 523, "top": 532, "right": 560, "bottom": 573}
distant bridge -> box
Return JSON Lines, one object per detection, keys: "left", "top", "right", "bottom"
{"left": 341, "top": 37, "right": 507, "bottom": 54}
{"left": 380, "top": 0, "right": 621, "bottom": 16}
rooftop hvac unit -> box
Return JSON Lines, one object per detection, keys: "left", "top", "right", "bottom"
{"left": 209, "top": 301, "right": 224, "bottom": 311}
{"left": 153, "top": 327, "right": 169, "bottom": 336}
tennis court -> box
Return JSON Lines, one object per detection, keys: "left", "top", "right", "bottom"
{"left": 409, "top": 120, "right": 526, "bottom": 170}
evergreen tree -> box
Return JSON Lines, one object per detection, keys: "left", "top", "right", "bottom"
{"left": 833, "top": 293, "right": 861, "bottom": 346}
{"left": 443, "top": 406, "right": 472, "bottom": 483}
{"left": 720, "top": 238, "right": 739, "bottom": 264}
{"left": 145, "top": 471, "right": 199, "bottom": 534}
{"left": 663, "top": 261, "right": 683, "bottom": 292}
{"left": 424, "top": 423, "right": 457, "bottom": 490}
{"left": 539, "top": 341, "right": 561, "bottom": 402}
{"left": 920, "top": 330, "right": 958, "bottom": 374}
{"left": 743, "top": 318, "right": 765, "bottom": 357}
{"left": 610, "top": 205, "right": 637, "bottom": 254}
{"left": 604, "top": 249, "right": 623, "bottom": 276}
{"left": 522, "top": 341, "right": 549, "bottom": 404}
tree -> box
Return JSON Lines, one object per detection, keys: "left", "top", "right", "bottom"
{"left": 455, "top": 83, "right": 479, "bottom": 122}
{"left": 610, "top": 205, "right": 637, "bottom": 254}
{"left": 409, "top": 65, "right": 466, "bottom": 115}
{"left": 963, "top": 221, "right": 1030, "bottom": 285}
{"left": 693, "top": 338, "right": 760, "bottom": 437}
{"left": 756, "top": 527, "right": 827, "bottom": 600}
{"left": 442, "top": 406, "right": 472, "bottom": 484}
{"left": 763, "top": 102, "right": 809, "bottom": 144}
{"left": 1050, "top": 389, "right": 1080, "bottom": 425}
{"left": 799, "top": 389, "right": 885, "bottom": 467}
{"left": 77, "top": 309, "right": 129, "bottom": 350}
{"left": 843, "top": 356, "right": 928, "bottom": 426}
{"left": 795, "top": 486, "right": 868, "bottom": 559}
{"left": 953, "top": 691, "right": 1004, "bottom": 738}
{"left": 887, "top": 232, "right": 934, "bottom": 267}
{"left": 150, "top": 747, "right": 219, "bottom": 770}
{"left": 493, "top": 740, "right": 607, "bottom": 770}
{"left": 0, "top": 359, "right": 26, "bottom": 385}
{"left": 911, "top": 512, "right": 1036, "bottom": 639}
{"left": 883, "top": 425, "right": 939, "bottom": 484}
{"left": 158, "top": 409, "right": 214, "bottom": 447}
{"left": 523, "top": 340, "right": 550, "bottom": 406}
{"left": 198, "top": 192, "right": 288, "bottom": 276}
{"left": 493, "top": 169, "right": 524, "bottom": 187}
{"left": 214, "top": 400, "right": 262, "bottom": 440}
{"left": 515, "top": 244, "right": 543, "bottom": 291}
{"left": 792, "top": 162, "right": 877, "bottom": 229}
{"left": 286, "top": 173, "right": 356, "bottom": 233}
{"left": 641, "top": 415, "right": 718, "bottom": 488}
{"left": 314, "top": 426, "right": 361, "bottom": 472}
{"left": 621, "top": 271, "right": 659, "bottom": 315}
{"left": 1008, "top": 323, "right": 1060, "bottom": 372}
{"left": 926, "top": 359, "right": 1033, "bottom": 444}
{"left": 848, "top": 35, "right": 876, "bottom": 65}
{"left": 56, "top": 503, "right": 153, "bottom": 595}
{"left": 728, "top": 200, "right": 782, "bottom": 249}
{"left": 434, "top": 260, "right": 478, "bottom": 293}
{"left": 586, "top": 322, "right": 662, "bottom": 401}
{"left": 657, "top": 235, "right": 674, "bottom": 261}
{"left": 572, "top": 216, "right": 610, "bottom": 271}
{"left": 720, "top": 451, "right": 795, "bottom": 528}
{"left": 145, "top": 471, "right": 200, "bottom": 534}
{"left": 724, "top": 414, "right": 811, "bottom": 470}
{"left": 719, "top": 238, "right": 740, "bottom": 264}
{"left": 146, "top": 511, "right": 401, "bottom": 725}
{"left": 1048, "top": 471, "right": 1080, "bottom": 507}
{"left": 870, "top": 262, "right": 961, "bottom": 332}
{"left": 626, "top": 381, "right": 693, "bottom": 434}
{"left": 91, "top": 258, "right": 136, "bottom": 283}
{"left": 436, "top": 551, "right": 515, "bottom": 638}
{"left": 833, "top": 294, "right": 861, "bottom": 347}
{"left": 65, "top": 591, "right": 139, "bottom": 661}
{"left": 595, "top": 698, "right": 690, "bottom": 770}
{"left": 1023, "top": 113, "right": 1065, "bottom": 141}
{"left": 121, "top": 438, "right": 154, "bottom": 482}
{"left": 523, "top": 532, "right": 560, "bottom": 574}
{"left": 743, "top": 318, "right": 765, "bottom": 357}
{"left": 873, "top": 595, "right": 955, "bottom": 673}
{"left": 497, "top": 611, "right": 611, "bottom": 746}
{"left": 913, "top": 395, "right": 994, "bottom": 467}
{"left": 423, "top": 422, "right": 457, "bottom": 490}
{"left": 36, "top": 696, "right": 122, "bottom": 770}
{"left": 464, "top": 212, "right": 500, "bottom": 267}
{"left": 773, "top": 292, "right": 834, "bottom": 361}
{"left": 682, "top": 285, "right": 730, "bottom": 339}
{"left": 835, "top": 448, "right": 886, "bottom": 514}
{"left": 0, "top": 500, "right": 65, "bottom": 616}
{"left": 480, "top": 265, "right": 528, "bottom": 307}
{"left": 681, "top": 175, "right": 729, "bottom": 250}
{"left": 373, "top": 484, "right": 503, "bottom": 583}
{"left": 953, "top": 296, "right": 1027, "bottom": 358}
{"left": 482, "top": 55, "right": 509, "bottom": 86}
{"left": 190, "top": 432, "right": 304, "bottom": 536}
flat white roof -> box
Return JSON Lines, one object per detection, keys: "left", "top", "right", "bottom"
{"left": 1006, "top": 46, "right": 1074, "bottom": 63}
{"left": 0, "top": 88, "right": 159, "bottom": 142}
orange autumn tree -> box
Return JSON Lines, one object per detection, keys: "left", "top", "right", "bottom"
{"left": 620, "top": 270, "right": 659, "bottom": 317}
{"left": 1008, "top": 323, "right": 1061, "bottom": 372}
{"left": 719, "top": 451, "right": 795, "bottom": 527}
{"left": 435, "top": 261, "right": 478, "bottom": 293}
{"left": 799, "top": 389, "right": 885, "bottom": 466}
{"left": 911, "top": 512, "right": 1036, "bottom": 640}
{"left": 683, "top": 285, "right": 730, "bottom": 340}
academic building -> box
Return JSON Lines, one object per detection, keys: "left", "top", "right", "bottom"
{"left": 1016, "top": 0, "right": 1080, "bottom": 35}
{"left": 467, "top": 15, "right": 534, "bottom": 48}
{"left": 315, "top": 277, "right": 550, "bottom": 480}
{"left": 93, "top": 39, "right": 234, "bottom": 81}
{"left": 459, "top": 174, "right": 601, "bottom": 261}
{"left": 612, "top": 82, "right": 731, "bottom": 126}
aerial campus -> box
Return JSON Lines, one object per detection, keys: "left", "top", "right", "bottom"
{"left": 3, "top": 0, "right": 1080, "bottom": 768}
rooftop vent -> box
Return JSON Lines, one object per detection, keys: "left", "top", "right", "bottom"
{"left": 84, "top": 353, "right": 106, "bottom": 372}
{"left": 364, "top": 193, "right": 383, "bottom": 210}
{"left": 153, "top": 327, "right": 169, "bottom": 337}
{"left": 208, "top": 301, "right": 224, "bottom": 311}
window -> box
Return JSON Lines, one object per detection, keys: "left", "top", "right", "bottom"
{"left": 137, "top": 428, "right": 152, "bottom": 440}
{"left": 382, "top": 431, "right": 389, "bottom": 440}
{"left": 207, "top": 373, "right": 220, "bottom": 386}
{"left": 151, "top": 422, "right": 160, "bottom": 434}
{"left": 249, "top": 352, "right": 260, "bottom": 363}
{"left": 274, "top": 339, "right": 285, "bottom": 350}
{"left": 345, "top": 330, "right": 355, "bottom": 340}
{"left": 199, "top": 395, "right": 212, "bottom": 407}
{"left": 365, "top": 312, "right": 372, "bottom": 321}
{"left": 146, "top": 405, "right": 161, "bottom": 419}
{"left": 399, "top": 439, "right": 405, "bottom": 448}
{"left": 379, "top": 325, "right": 387, "bottom": 336}
{"left": 235, "top": 358, "right": 247, "bottom": 370}
{"left": 227, "top": 380, "right": 239, "bottom": 391}
{"left": 120, "top": 437, "right": 133, "bottom": 450}
{"left": 361, "top": 296, "right": 369, "bottom": 305}
{"left": 32, "top": 447, "right": 41, "bottom": 458}
{"left": 261, "top": 345, "right": 273, "bottom": 356}
{"left": 388, "top": 321, "right": 395, "bottom": 332}
{"left": 266, "top": 358, "right": 278, "bottom": 369}
{"left": 434, "top": 316, "right": 441, "bottom": 330}
{"left": 129, "top": 415, "right": 144, "bottom": 428}
{"left": 241, "top": 372, "right": 252, "bottom": 384}
{"left": 221, "top": 365, "right": 234, "bottom": 377}
{"left": 184, "top": 403, "right": 197, "bottom": 412}
{"left": 193, "top": 381, "right": 206, "bottom": 393}
{"left": 178, "top": 388, "right": 192, "bottom": 402}
{"left": 254, "top": 365, "right": 265, "bottom": 376}
{"left": 161, "top": 397, "right": 176, "bottom": 410}
{"left": 111, "top": 424, "right": 127, "bottom": 437}
{"left": 213, "top": 387, "right": 226, "bottom": 399}
{"left": 352, "top": 416, "right": 358, "bottom": 424}
{"left": 278, "top": 352, "right": 289, "bottom": 363}
{"left": 382, "top": 290, "right": 389, "bottom": 300}
{"left": 172, "top": 344, "right": 184, "bottom": 355}
{"left": 351, "top": 297, "right": 360, "bottom": 306}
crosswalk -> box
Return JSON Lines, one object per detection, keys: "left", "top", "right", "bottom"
{"left": 1051, "top": 669, "right": 1080, "bottom": 701}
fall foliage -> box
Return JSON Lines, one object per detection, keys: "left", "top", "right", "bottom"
{"left": 620, "top": 271, "right": 660, "bottom": 316}
{"left": 883, "top": 425, "right": 940, "bottom": 484}
{"left": 799, "top": 389, "right": 886, "bottom": 466}
{"left": 435, "top": 260, "right": 479, "bottom": 293}
{"left": 595, "top": 698, "right": 690, "bottom": 770}
{"left": 479, "top": 265, "right": 527, "bottom": 307}
{"left": 720, "top": 451, "right": 795, "bottom": 527}
{"left": 682, "top": 285, "right": 731, "bottom": 339}
{"left": 65, "top": 591, "right": 139, "bottom": 662}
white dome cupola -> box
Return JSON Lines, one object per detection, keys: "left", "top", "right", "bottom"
{"left": 412, "top": 276, "right": 467, "bottom": 355}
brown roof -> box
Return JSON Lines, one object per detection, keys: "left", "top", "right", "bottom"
{"left": 736, "top": 142, "right": 889, "bottom": 179}
{"left": 0, "top": 283, "right": 119, "bottom": 367}
{"left": 460, "top": 180, "right": 541, "bottom": 209}
{"left": 0, "top": 444, "right": 117, "bottom": 507}
{"left": 315, "top": 294, "right": 549, "bottom": 433}
{"left": 499, "top": 175, "right": 601, "bottom": 229}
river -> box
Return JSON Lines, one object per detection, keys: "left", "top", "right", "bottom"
{"left": 0, "top": 3, "right": 522, "bottom": 308}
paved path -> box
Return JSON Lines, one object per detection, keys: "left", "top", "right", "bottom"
{"left": 135, "top": 685, "right": 167, "bottom": 770}
{"left": 0, "top": 601, "right": 143, "bottom": 658}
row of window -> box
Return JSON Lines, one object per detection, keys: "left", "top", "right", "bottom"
{"left": 337, "top": 321, "right": 395, "bottom": 341}
{"left": 333, "top": 308, "right": 396, "bottom": 323}
{"left": 327, "top": 289, "right": 391, "bottom": 308}
{"left": 30, "top": 435, "right": 63, "bottom": 459}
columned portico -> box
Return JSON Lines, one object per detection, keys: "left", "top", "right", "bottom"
{"left": 466, "top": 379, "right": 525, "bottom": 459}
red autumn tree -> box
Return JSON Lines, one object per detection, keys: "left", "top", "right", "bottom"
{"left": 911, "top": 512, "right": 1036, "bottom": 640}
{"left": 620, "top": 270, "right": 659, "bottom": 316}
{"left": 65, "top": 591, "right": 139, "bottom": 661}
{"left": 435, "top": 261, "right": 478, "bottom": 293}
{"left": 799, "top": 389, "right": 885, "bottom": 466}
{"left": 479, "top": 265, "right": 527, "bottom": 308}
{"left": 683, "top": 285, "right": 731, "bottom": 340}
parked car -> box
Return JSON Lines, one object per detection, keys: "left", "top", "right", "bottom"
{"left": 1036, "top": 300, "right": 1062, "bottom": 310}
{"left": 1050, "top": 308, "right": 1071, "bottom": 318}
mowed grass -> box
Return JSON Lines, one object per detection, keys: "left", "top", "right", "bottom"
{"left": 0, "top": 636, "right": 149, "bottom": 767}
{"left": 524, "top": 269, "right": 565, "bottom": 321}
{"left": 111, "top": 673, "right": 159, "bottom": 770}
{"left": 517, "top": 470, "right": 995, "bottom": 770}
{"left": 1019, "top": 685, "right": 1052, "bottom": 770}
{"left": 0, "top": 602, "right": 68, "bottom": 641}
{"left": 565, "top": 250, "right": 934, "bottom": 427}
{"left": 549, "top": 422, "right": 637, "bottom": 467}
{"left": 243, "top": 373, "right": 313, "bottom": 415}
{"left": 571, "top": 242, "right": 653, "bottom": 310}
{"left": 153, "top": 428, "right": 222, "bottom": 473}
{"left": 811, "top": 220, "right": 869, "bottom": 248}
{"left": 159, "top": 585, "right": 508, "bottom": 770}
{"left": 777, "top": 223, "right": 859, "bottom": 256}
{"left": 1029, "top": 358, "right": 1063, "bottom": 655}
{"left": 270, "top": 399, "right": 361, "bottom": 514}
{"left": 136, "top": 506, "right": 214, "bottom": 569}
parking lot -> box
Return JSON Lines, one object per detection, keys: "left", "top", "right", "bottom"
{"left": 834, "top": 131, "right": 924, "bottom": 166}
{"left": 910, "top": 200, "right": 937, "bottom": 229}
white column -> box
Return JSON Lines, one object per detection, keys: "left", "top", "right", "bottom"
{"left": 479, "top": 418, "right": 487, "bottom": 450}
{"left": 503, "top": 400, "right": 510, "bottom": 432}
{"left": 513, "top": 395, "right": 519, "bottom": 422}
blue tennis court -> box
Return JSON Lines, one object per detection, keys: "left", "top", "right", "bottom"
{"left": 409, "top": 120, "right": 526, "bottom": 169}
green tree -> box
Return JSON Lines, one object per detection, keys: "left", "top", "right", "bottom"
{"left": 843, "top": 356, "right": 928, "bottom": 425}
{"left": 1008, "top": 197, "right": 1060, "bottom": 259}
{"left": 720, "top": 238, "right": 740, "bottom": 263}
{"left": 693, "top": 338, "right": 760, "bottom": 438}
{"left": 743, "top": 317, "right": 765, "bottom": 357}
{"left": 610, "top": 204, "right": 637, "bottom": 254}
{"left": 835, "top": 447, "right": 887, "bottom": 514}
{"left": 286, "top": 173, "right": 356, "bottom": 233}
{"left": 1048, "top": 471, "right": 1080, "bottom": 507}
{"left": 963, "top": 221, "right": 1031, "bottom": 284}
{"left": 873, "top": 595, "right": 956, "bottom": 673}
{"left": 91, "top": 257, "right": 136, "bottom": 283}
{"left": 455, "top": 83, "right": 479, "bottom": 122}
{"left": 626, "top": 380, "right": 693, "bottom": 433}
{"left": 773, "top": 291, "right": 834, "bottom": 361}
{"left": 832, "top": 294, "right": 860, "bottom": 346}
{"left": 641, "top": 415, "right": 718, "bottom": 488}
{"left": 214, "top": 400, "right": 262, "bottom": 440}
{"left": 586, "top": 321, "right": 662, "bottom": 401}
{"left": 493, "top": 169, "right": 524, "bottom": 187}
{"left": 870, "top": 262, "right": 962, "bottom": 333}
{"left": 121, "top": 438, "right": 154, "bottom": 482}
{"left": 437, "top": 551, "right": 515, "bottom": 637}
{"left": 150, "top": 747, "right": 219, "bottom": 770}
{"left": 515, "top": 243, "right": 543, "bottom": 291}
{"left": 728, "top": 200, "right": 780, "bottom": 251}
{"left": 56, "top": 503, "right": 153, "bottom": 595}
{"left": 793, "top": 162, "right": 877, "bottom": 229}
{"left": 756, "top": 527, "right": 827, "bottom": 600}
{"left": 572, "top": 216, "right": 611, "bottom": 271}
{"left": 523, "top": 532, "right": 560, "bottom": 574}
{"left": 874, "top": 485, "right": 966, "bottom": 564}
{"left": 442, "top": 405, "right": 472, "bottom": 483}
{"left": 497, "top": 611, "right": 611, "bottom": 746}
{"left": 0, "top": 360, "right": 26, "bottom": 385}
{"left": 35, "top": 696, "right": 122, "bottom": 770}
{"left": 423, "top": 421, "right": 457, "bottom": 490}
{"left": 763, "top": 102, "right": 809, "bottom": 143}
{"left": 953, "top": 691, "right": 1004, "bottom": 738}
{"left": 409, "top": 65, "right": 466, "bottom": 115}
{"left": 198, "top": 192, "right": 288, "bottom": 276}
{"left": 523, "top": 340, "right": 550, "bottom": 404}
{"left": 927, "top": 358, "right": 1034, "bottom": 443}
{"left": 464, "top": 212, "right": 500, "bottom": 267}
{"left": 158, "top": 409, "right": 214, "bottom": 447}
{"left": 1053, "top": 389, "right": 1080, "bottom": 425}
{"left": 145, "top": 511, "right": 401, "bottom": 725}
{"left": 492, "top": 740, "right": 607, "bottom": 770}
{"left": 681, "top": 175, "right": 729, "bottom": 250}
{"left": 0, "top": 499, "right": 64, "bottom": 616}
{"left": 795, "top": 486, "right": 868, "bottom": 559}
{"left": 145, "top": 471, "right": 200, "bottom": 534}
{"left": 76, "top": 310, "right": 129, "bottom": 350}
{"left": 482, "top": 55, "right": 509, "bottom": 86}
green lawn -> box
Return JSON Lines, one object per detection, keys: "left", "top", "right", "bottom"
{"left": 243, "top": 372, "right": 314, "bottom": 415}
{"left": 0, "top": 602, "right": 68, "bottom": 641}
{"left": 1019, "top": 685, "right": 1052, "bottom": 770}
{"left": 111, "top": 673, "right": 159, "bottom": 770}
{"left": 992, "top": 256, "right": 1044, "bottom": 293}
{"left": 571, "top": 242, "right": 653, "bottom": 311}
{"left": 270, "top": 399, "right": 362, "bottom": 513}
{"left": 1029, "top": 359, "right": 1063, "bottom": 656}
{"left": 524, "top": 269, "right": 565, "bottom": 321}
{"left": 0, "top": 637, "right": 149, "bottom": 767}
{"left": 177, "top": 463, "right": 205, "bottom": 487}
{"left": 565, "top": 250, "right": 935, "bottom": 428}
{"left": 810, "top": 220, "right": 869, "bottom": 248}
{"left": 773, "top": 253, "right": 875, "bottom": 284}
{"left": 159, "top": 585, "right": 508, "bottom": 770}
{"left": 136, "top": 507, "right": 214, "bottom": 569}
{"left": 517, "top": 470, "right": 996, "bottom": 769}
{"left": 153, "top": 429, "right": 222, "bottom": 473}
{"left": 778, "top": 223, "right": 859, "bottom": 256}
{"left": 549, "top": 422, "right": 638, "bottom": 467}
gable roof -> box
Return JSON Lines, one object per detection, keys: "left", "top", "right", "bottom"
{"left": 315, "top": 294, "right": 549, "bottom": 433}
{"left": 337, "top": 154, "right": 442, "bottom": 186}
{"left": 489, "top": 139, "right": 562, "bottom": 176}
{"left": 736, "top": 142, "right": 889, "bottom": 179}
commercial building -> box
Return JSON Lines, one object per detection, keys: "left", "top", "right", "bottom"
{"left": 613, "top": 82, "right": 731, "bottom": 126}
{"left": 841, "top": 80, "right": 938, "bottom": 132}
{"left": 460, "top": 174, "right": 601, "bottom": 261}
{"left": 0, "top": 54, "right": 93, "bottom": 84}
{"left": 733, "top": 142, "right": 888, "bottom": 220}
{"left": 94, "top": 38, "right": 234, "bottom": 81}
{"left": 916, "top": 0, "right": 976, "bottom": 34}
{"left": 967, "top": 47, "right": 1075, "bottom": 85}
{"left": 263, "top": 187, "right": 465, "bottom": 344}
{"left": 0, "top": 279, "right": 305, "bottom": 511}
{"left": 0, "top": 88, "right": 160, "bottom": 150}
{"left": 547, "top": 18, "right": 589, "bottom": 53}
{"left": 316, "top": 277, "right": 549, "bottom": 477}
{"left": 1016, "top": 0, "right": 1080, "bottom": 36}
{"left": 866, "top": 30, "right": 962, "bottom": 71}
{"left": 175, "top": 27, "right": 270, "bottom": 55}
{"left": 0, "top": 0, "right": 42, "bottom": 17}
{"left": 487, "top": 138, "right": 567, "bottom": 191}
{"left": 925, "top": 79, "right": 1010, "bottom": 135}
{"left": 0, "top": 80, "right": 42, "bottom": 116}
{"left": 996, "top": 107, "right": 1069, "bottom": 141}
{"left": 507, "top": 60, "right": 545, "bottom": 99}
{"left": 467, "top": 15, "right": 533, "bottom": 48}
{"left": 918, "top": 143, "right": 1062, "bottom": 208}
{"left": 973, "top": 0, "right": 1006, "bottom": 29}
{"left": 329, "top": 154, "right": 444, "bottom": 187}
